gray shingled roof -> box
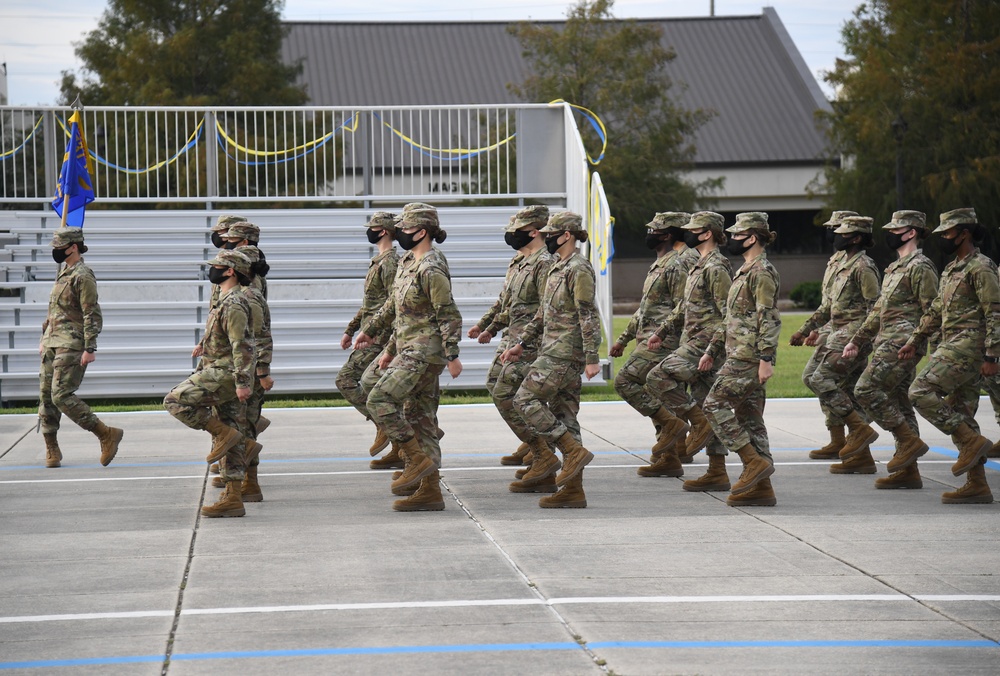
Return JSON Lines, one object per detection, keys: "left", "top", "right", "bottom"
{"left": 281, "top": 8, "right": 832, "bottom": 166}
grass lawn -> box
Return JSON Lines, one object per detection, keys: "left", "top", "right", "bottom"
{"left": 1, "top": 312, "right": 925, "bottom": 414}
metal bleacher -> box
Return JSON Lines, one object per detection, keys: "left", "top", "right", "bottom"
{"left": 0, "top": 208, "right": 524, "bottom": 403}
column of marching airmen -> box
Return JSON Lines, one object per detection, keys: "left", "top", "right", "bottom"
{"left": 36, "top": 203, "right": 998, "bottom": 516}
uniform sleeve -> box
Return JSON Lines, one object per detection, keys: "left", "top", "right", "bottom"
{"left": 423, "top": 268, "right": 463, "bottom": 360}
{"left": 344, "top": 306, "right": 364, "bottom": 337}
{"left": 226, "top": 303, "right": 255, "bottom": 389}
{"left": 361, "top": 295, "right": 395, "bottom": 341}
{"left": 254, "top": 297, "right": 273, "bottom": 374}
{"left": 857, "top": 264, "right": 881, "bottom": 313}
{"left": 753, "top": 270, "right": 781, "bottom": 361}
{"left": 78, "top": 273, "right": 102, "bottom": 350}
{"left": 798, "top": 292, "right": 831, "bottom": 335}
{"left": 616, "top": 306, "right": 641, "bottom": 346}
{"left": 654, "top": 299, "right": 685, "bottom": 340}
{"left": 909, "top": 289, "right": 942, "bottom": 349}
{"left": 851, "top": 299, "right": 882, "bottom": 347}
{"left": 973, "top": 265, "right": 1000, "bottom": 357}
{"left": 573, "top": 265, "right": 602, "bottom": 365}
{"left": 708, "top": 265, "right": 732, "bottom": 322}
{"left": 478, "top": 291, "right": 507, "bottom": 333}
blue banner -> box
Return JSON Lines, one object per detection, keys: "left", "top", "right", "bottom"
{"left": 52, "top": 110, "right": 95, "bottom": 227}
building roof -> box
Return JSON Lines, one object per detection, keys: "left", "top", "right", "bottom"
{"left": 281, "top": 8, "right": 832, "bottom": 166}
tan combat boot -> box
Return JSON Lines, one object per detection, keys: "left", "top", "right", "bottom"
{"left": 875, "top": 464, "right": 922, "bottom": 489}
{"left": 370, "top": 442, "right": 406, "bottom": 470}
{"left": 92, "top": 420, "right": 124, "bottom": 466}
{"left": 209, "top": 463, "right": 221, "bottom": 475}
{"left": 637, "top": 446, "right": 684, "bottom": 477}
{"left": 211, "top": 475, "right": 226, "bottom": 488}
{"left": 885, "top": 424, "right": 929, "bottom": 473}
{"left": 539, "top": 470, "right": 586, "bottom": 508}
{"left": 369, "top": 425, "right": 390, "bottom": 457}
{"left": 941, "top": 460, "right": 993, "bottom": 504}
{"left": 682, "top": 454, "right": 730, "bottom": 492}
{"left": 255, "top": 415, "right": 271, "bottom": 436}
{"left": 203, "top": 417, "right": 243, "bottom": 464}
{"left": 393, "top": 471, "right": 445, "bottom": 511}
{"left": 727, "top": 477, "right": 776, "bottom": 507}
{"left": 988, "top": 440, "right": 1000, "bottom": 458}
{"left": 43, "top": 432, "right": 62, "bottom": 468}
{"left": 553, "top": 432, "right": 594, "bottom": 486}
{"left": 808, "top": 426, "right": 845, "bottom": 460}
{"left": 839, "top": 411, "right": 879, "bottom": 459}
{"left": 500, "top": 441, "right": 531, "bottom": 466}
{"left": 514, "top": 450, "right": 535, "bottom": 479}
{"left": 829, "top": 445, "right": 876, "bottom": 474}
{"left": 650, "top": 407, "right": 689, "bottom": 456}
{"left": 731, "top": 444, "right": 774, "bottom": 495}
{"left": 683, "top": 405, "right": 715, "bottom": 458}
{"left": 516, "top": 440, "right": 561, "bottom": 484}
{"left": 201, "top": 480, "right": 246, "bottom": 517}
{"left": 509, "top": 473, "right": 557, "bottom": 493}
{"left": 241, "top": 465, "right": 263, "bottom": 502}
{"left": 390, "top": 437, "right": 436, "bottom": 491}
{"left": 950, "top": 423, "right": 992, "bottom": 476}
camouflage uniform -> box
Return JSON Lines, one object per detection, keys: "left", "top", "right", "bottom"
{"left": 613, "top": 212, "right": 699, "bottom": 418}
{"left": 645, "top": 213, "right": 732, "bottom": 456}
{"left": 907, "top": 225, "right": 1000, "bottom": 437}
{"left": 363, "top": 209, "right": 462, "bottom": 468}
{"left": 704, "top": 239, "right": 781, "bottom": 459}
{"left": 852, "top": 212, "right": 938, "bottom": 435}
{"left": 798, "top": 218, "right": 881, "bottom": 424}
{"left": 39, "top": 229, "right": 103, "bottom": 434}
{"left": 512, "top": 214, "right": 602, "bottom": 445}
{"left": 338, "top": 212, "right": 399, "bottom": 417}
{"left": 165, "top": 251, "right": 255, "bottom": 481}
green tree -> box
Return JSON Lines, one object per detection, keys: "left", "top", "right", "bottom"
{"left": 822, "top": 0, "right": 1000, "bottom": 261}
{"left": 59, "top": 0, "right": 307, "bottom": 106}
{"left": 508, "top": 0, "right": 718, "bottom": 234}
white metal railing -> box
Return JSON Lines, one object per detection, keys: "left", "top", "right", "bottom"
{"left": 589, "top": 172, "right": 615, "bottom": 372}
{"left": 0, "top": 104, "right": 568, "bottom": 206}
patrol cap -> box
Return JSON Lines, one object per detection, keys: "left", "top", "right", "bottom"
{"left": 225, "top": 221, "right": 260, "bottom": 243}
{"left": 933, "top": 208, "right": 977, "bottom": 234}
{"left": 399, "top": 202, "right": 439, "bottom": 229}
{"left": 539, "top": 211, "right": 584, "bottom": 233}
{"left": 646, "top": 212, "right": 690, "bottom": 232}
{"left": 882, "top": 210, "right": 927, "bottom": 231}
{"left": 821, "top": 210, "right": 860, "bottom": 228}
{"left": 365, "top": 211, "right": 397, "bottom": 232}
{"left": 833, "top": 216, "right": 874, "bottom": 235}
{"left": 212, "top": 214, "right": 246, "bottom": 234}
{"left": 727, "top": 212, "right": 770, "bottom": 234}
{"left": 235, "top": 245, "right": 261, "bottom": 264}
{"left": 682, "top": 211, "right": 725, "bottom": 233}
{"left": 508, "top": 205, "right": 550, "bottom": 232}
{"left": 208, "top": 249, "right": 251, "bottom": 276}
{"left": 50, "top": 227, "right": 85, "bottom": 248}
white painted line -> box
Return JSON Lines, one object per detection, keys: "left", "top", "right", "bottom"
{"left": 0, "top": 475, "right": 205, "bottom": 485}
{"left": 2, "top": 594, "right": 998, "bottom": 625}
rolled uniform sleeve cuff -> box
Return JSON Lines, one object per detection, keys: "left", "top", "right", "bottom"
{"left": 585, "top": 353, "right": 600, "bottom": 366}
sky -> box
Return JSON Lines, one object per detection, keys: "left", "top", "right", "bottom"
{"left": 0, "top": 0, "right": 862, "bottom": 106}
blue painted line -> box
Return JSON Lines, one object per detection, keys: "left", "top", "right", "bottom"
{"left": 3, "top": 639, "right": 997, "bottom": 669}
{"left": 589, "top": 640, "right": 1000, "bottom": 649}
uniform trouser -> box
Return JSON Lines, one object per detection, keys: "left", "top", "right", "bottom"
{"left": 485, "top": 341, "right": 508, "bottom": 398}
{"left": 491, "top": 348, "right": 543, "bottom": 443}
{"left": 614, "top": 342, "right": 674, "bottom": 418}
{"left": 983, "top": 373, "right": 1000, "bottom": 427}
{"left": 909, "top": 342, "right": 982, "bottom": 436}
{"left": 854, "top": 339, "right": 919, "bottom": 434}
{"left": 336, "top": 343, "right": 384, "bottom": 418}
{"left": 645, "top": 342, "right": 728, "bottom": 456}
{"left": 39, "top": 347, "right": 98, "bottom": 434}
{"left": 512, "top": 355, "right": 583, "bottom": 445}
{"left": 163, "top": 367, "right": 247, "bottom": 481}
{"left": 366, "top": 354, "right": 445, "bottom": 466}
{"left": 803, "top": 329, "right": 870, "bottom": 424}
{"left": 703, "top": 358, "right": 771, "bottom": 460}
{"left": 218, "top": 379, "right": 266, "bottom": 472}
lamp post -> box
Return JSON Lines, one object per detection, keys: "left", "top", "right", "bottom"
{"left": 891, "top": 113, "right": 907, "bottom": 210}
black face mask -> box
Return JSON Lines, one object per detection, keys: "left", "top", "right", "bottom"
{"left": 938, "top": 231, "right": 963, "bottom": 256}
{"left": 545, "top": 234, "right": 564, "bottom": 255}
{"left": 833, "top": 233, "right": 858, "bottom": 251}
{"left": 211, "top": 232, "right": 225, "bottom": 248}
{"left": 682, "top": 231, "right": 704, "bottom": 249}
{"left": 208, "top": 267, "right": 229, "bottom": 285}
{"left": 884, "top": 228, "right": 912, "bottom": 251}
{"left": 505, "top": 230, "right": 534, "bottom": 251}
{"left": 825, "top": 228, "right": 836, "bottom": 244}
{"left": 726, "top": 235, "right": 754, "bottom": 256}
{"left": 396, "top": 229, "right": 423, "bottom": 251}
{"left": 221, "top": 241, "right": 239, "bottom": 250}
{"left": 52, "top": 247, "right": 71, "bottom": 264}
{"left": 645, "top": 233, "right": 666, "bottom": 250}
{"left": 366, "top": 228, "right": 383, "bottom": 244}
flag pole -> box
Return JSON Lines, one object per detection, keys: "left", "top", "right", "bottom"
{"left": 60, "top": 96, "right": 83, "bottom": 229}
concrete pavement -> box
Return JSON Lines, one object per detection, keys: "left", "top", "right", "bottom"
{"left": 1, "top": 399, "right": 999, "bottom": 674}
